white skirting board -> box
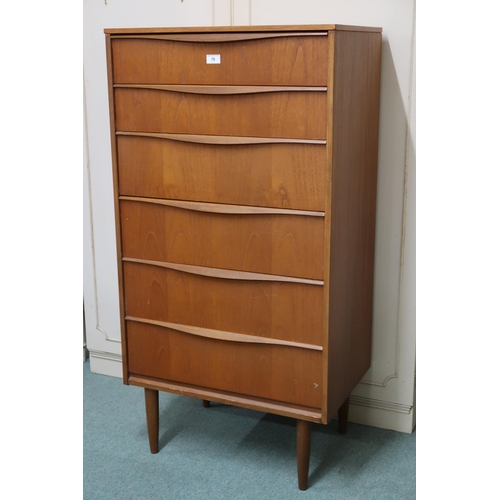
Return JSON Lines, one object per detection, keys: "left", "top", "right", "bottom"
{"left": 88, "top": 350, "right": 123, "bottom": 379}
{"left": 88, "top": 357, "right": 415, "bottom": 433}
{"left": 347, "top": 395, "right": 415, "bottom": 434}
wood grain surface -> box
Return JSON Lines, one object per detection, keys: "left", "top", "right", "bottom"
{"left": 326, "top": 30, "right": 382, "bottom": 419}
{"left": 119, "top": 199, "right": 324, "bottom": 280}
{"left": 111, "top": 36, "right": 328, "bottom": 86}
{"left": 122, "top": 260, "right": 324, "bottom": 346}
{"left": 116, "top": 135, "right": 326, "bottom": 211}
{"left": 126, "top": 320, "right": 323, "bottom": 408}
{"left": 114, "top": 88, "right": 327, "bottom": 140}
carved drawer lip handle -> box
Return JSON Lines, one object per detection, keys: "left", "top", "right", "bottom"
{"left": 122, "top": 257, "right": 324, "bottom": 286}
{"left": 119, "top": 195, "right": 325, "bottom": 217}
{"left": 110, "top": 32, "right": 328, "bottom": 42}
{"left": 126, "top": 315, "right": 323, "bottom": 352}
{"left": 116, "top": 131, "right": 327, "bottom": 146}
{"left": 114, "top": 84, "right": 327, "bottom": 95}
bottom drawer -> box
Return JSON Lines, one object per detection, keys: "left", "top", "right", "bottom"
{"left": 126, "top": 320, "right": 322, "bottom": 409}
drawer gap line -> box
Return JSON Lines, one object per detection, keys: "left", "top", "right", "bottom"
{"left": 126, "top": 316, "right": 323, "bottom": 352}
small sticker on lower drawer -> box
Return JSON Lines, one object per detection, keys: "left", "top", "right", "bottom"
{"left": 206, "top": 54, "right": 221, "bottom": 64}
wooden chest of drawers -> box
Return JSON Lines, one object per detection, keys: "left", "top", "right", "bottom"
{"left": 105, "top": 24, "right": 382, "bottom": 490}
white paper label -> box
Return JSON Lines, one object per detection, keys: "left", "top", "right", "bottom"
{"left": 206, "top": 54, "right": 221, "bottom": 64}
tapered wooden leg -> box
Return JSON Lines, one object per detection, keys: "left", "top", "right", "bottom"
{"left": 202, "top": 400, "right": 211, "bottom": 408}
{"left": 145, "top": 388, "right": 159, "bottom": 454}
{"left": 297, "top": 419, "right": 311, "bottom": 491}
{"left": 338, "top": 396, "right": 350, "bottom": 434}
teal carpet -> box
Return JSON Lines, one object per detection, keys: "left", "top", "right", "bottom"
{"left": 83, "top": 361, "right": 415, "bottom": 499}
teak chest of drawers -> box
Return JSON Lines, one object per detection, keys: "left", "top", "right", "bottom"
{"left": 105, "top": 24, "right": 382, "bottom": 490}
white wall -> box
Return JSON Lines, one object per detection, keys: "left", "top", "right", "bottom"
{"left": 83, "top": 0, "right": 416, "bottom": 432}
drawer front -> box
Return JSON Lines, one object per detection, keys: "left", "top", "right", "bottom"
{"left": 111, "top": 35, "right": 328, "bottom": 86}
{"left": 117, "top": 136, "right": 327, "bottom": 211}
{"left": 127, "top": 321, "right": 323, "bottom": 409}
{"left": 123, "top": 260, "right": 323, "bottom": 347}
{"left": 120, "top": 199, "right": 324, "bottom": 280}
{"left": 114, "top": 88, "right": 327, "bottom": 140}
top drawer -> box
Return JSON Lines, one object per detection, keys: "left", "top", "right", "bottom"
{"left": 111, "top": 33, "right": 328, "bottom": 86}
